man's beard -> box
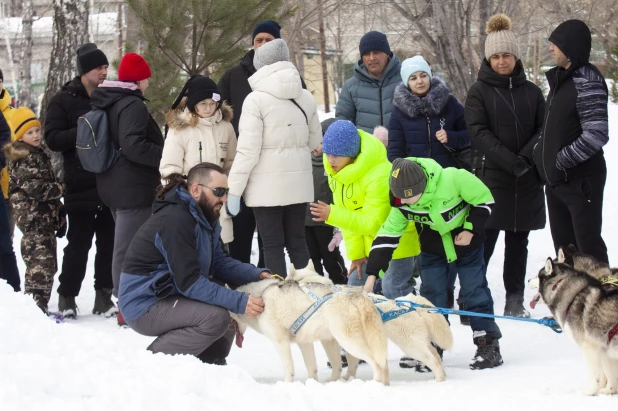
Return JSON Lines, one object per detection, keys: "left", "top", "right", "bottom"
{"left": 198, "top": 192, "right": 222, "bottom": 223}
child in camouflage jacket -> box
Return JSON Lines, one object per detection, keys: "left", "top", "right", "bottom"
{"left": 4, "top": 107, "right": 65, "bottom": 313}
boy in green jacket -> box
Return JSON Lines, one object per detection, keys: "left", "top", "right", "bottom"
{"left": 365, "top": 157, "right": 503, "bottom": 370}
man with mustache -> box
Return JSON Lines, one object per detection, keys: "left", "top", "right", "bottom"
{"left": 118, "top": 163, "right": 271, "bottom": 365}
{"left": 44, "top": 43, "right": 116, "bottom": 319}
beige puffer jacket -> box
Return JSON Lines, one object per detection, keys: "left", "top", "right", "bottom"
{"left": 161, "top": 101, "right": 236, "bottom": 243}
{"left": 228, "top": 61, "right": 322, "bottom": 207}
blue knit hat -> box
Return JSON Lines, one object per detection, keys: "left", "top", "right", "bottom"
{"left": 359, "top": 31, "right": 391, "bottom": 56}
{"left": 322, "top": 120, "right": 361, "bottom": 157}
{"left": 401, "top": 56, "right": 432, "bottom": 85}
{"left": 252, "top": 20, "right": 282, "bottom": 42}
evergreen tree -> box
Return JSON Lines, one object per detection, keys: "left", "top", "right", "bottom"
{"left": 125, "top": 0, "right": 296, "bottom": 120}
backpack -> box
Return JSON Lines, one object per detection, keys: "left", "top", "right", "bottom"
{"left": 76, "top": 107, "right": 120, "bottom": 173}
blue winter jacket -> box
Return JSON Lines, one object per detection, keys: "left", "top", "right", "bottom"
{"left": 388, "top": 77, "right": 469, "bottom": 168}
{"left": 118, "top": 186, "right": 264, "bottom": 323}
{"left": 335, "top": 55, "right": 401, "bottom": 132}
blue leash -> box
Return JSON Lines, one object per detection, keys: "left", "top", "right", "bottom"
{"left": 393, "top": 299, "right": 563, "bottom": 334}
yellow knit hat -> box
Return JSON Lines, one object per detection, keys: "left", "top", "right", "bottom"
{"left": 10, "top": 106, "right": 41, "bottom": 142}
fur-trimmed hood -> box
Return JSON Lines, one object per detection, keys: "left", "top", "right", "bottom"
{"left": 165, "top": 98, "right": 234, "bottom": 130}
{"left": 392, "top": 77, "right": 452, "bottom": 118}
{"left": 3, "top": 140, "right": 38, "bottom": 161}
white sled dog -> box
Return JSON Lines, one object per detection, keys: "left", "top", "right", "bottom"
{"left": 230, "top": 272, "right": 390, "bottom": 384}
{"left": 288, "top": 262, "right": 453, "bottom": 382}
{"left": 531, "top": 255, "right": 618, "bottom": 396}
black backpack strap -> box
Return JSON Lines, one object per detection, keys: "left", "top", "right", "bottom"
{"left": 290, "top": 99, "right": 308, "bottom": 125}
{"left": 492, "top": 87, "right": 524, "bottom": 131}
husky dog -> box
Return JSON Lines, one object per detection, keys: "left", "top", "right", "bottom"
{"left": 535, "top": 258, "right": 618, "bottom": 396}
{"left": 230, "top": 275, "right": 389, "bottom": 385}
{"left": 288, "top": 262, "right": 453, "bottom": 382}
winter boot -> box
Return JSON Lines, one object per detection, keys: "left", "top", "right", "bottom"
{"left": 92, "top": 288, "right": 118, "bottom": 317}
{"left": 458, "top": 301, "right": 470, "bottom": 326}
{"left": 470, "top": 331, "right": 503, "bottom": 370}
{"left": 58, "top": 295, "right": 77, "bottom": 319}
{"left": 504, "top": 300, "right": 530, "bottom": 318}
{"left": 399, "top": 356, "right": 421, "bottom": 369}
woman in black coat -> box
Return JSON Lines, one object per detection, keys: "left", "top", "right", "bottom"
{"left": 465, "top": 36, "right": 546, "bottom": 317}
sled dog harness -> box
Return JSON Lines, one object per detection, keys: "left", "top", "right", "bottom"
{"left": 369, "top": 295, "right": 417, "bottom": 322}
{"left": 289, "top": 287, "right": 335, "bottom": 335}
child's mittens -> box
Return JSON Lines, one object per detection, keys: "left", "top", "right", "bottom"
{"left": 56, "top": 204, "right": 67, "bottom": 238}
{"left": 328, "top": 231, "right": 342, "bottom": 252}
{"left": 226, "top": 194, "right": 241, "bottom": 217}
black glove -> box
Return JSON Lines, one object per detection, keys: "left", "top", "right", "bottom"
{"left": 56, "top": 205, "right": 67, "bottom": 238}
{"left": 512, "top": 155, "right": 531, "bottom": 177}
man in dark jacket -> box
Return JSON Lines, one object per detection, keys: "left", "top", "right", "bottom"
{"left": 0, "top": 109, "right": 20, "bottom": 292}
{"left": 465, "top": 14, "right": 546, "bottom": 317}
{"left": 218, "top": 20, "right": 284, "bottom": 267}
{"left": 119, "top": 163, "right": 269, "bottom": 365}
{"left": 90, "top": 53, "right": 164, "bottom": 325}
{"left": 533, "top": 20, "right": 609, "bottom": 264}
{"left": 44, "top": 43, "right": 116, "bottom": 318}
{"left": 335, "top": 31, "right": 401, "bottom": 132}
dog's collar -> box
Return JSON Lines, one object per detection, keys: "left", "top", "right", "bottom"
{"left": 609, "top": 323, "right": 618, "bottom": 343}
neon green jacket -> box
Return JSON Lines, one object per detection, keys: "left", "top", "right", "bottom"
{"left": 366, "top": 157, "right": 494, "bottom": 276}
{"left": 324, "top": 130, "right": 420, "bottom": 263}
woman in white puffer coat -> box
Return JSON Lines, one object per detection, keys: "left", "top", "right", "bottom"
{"left": 227, "top": 39, "right": 322, "bottom": 276}
{"left": 160, "top": 75, "right": 237, "bottom": 245}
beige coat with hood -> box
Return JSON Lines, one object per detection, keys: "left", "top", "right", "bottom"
{"left": 161, "top": 101, "right": 236, "bottom": 243}
{"left": 228, "top": 61, "right": 322, "bottom": 207}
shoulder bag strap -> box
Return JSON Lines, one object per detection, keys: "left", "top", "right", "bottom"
{"left": 290, "top": 99, "right": 308, "bottom": 125}
{"left": 492, "top": 86, "right": 524, "bottom": 131}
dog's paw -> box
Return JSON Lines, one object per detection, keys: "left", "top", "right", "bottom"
{"left": 599, "top": 387, "right": 618, "bottom": 396}
{"left": 584, "top": 386, "right": 599, "bottom": 396}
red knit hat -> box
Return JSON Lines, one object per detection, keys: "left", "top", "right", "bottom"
{"left": 118, "top": 52, "right": 152, "bottom": 82}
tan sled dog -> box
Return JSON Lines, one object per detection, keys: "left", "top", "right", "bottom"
{"left": 230, "top": 275, "right": 389, "bottom": 384}
{"left": 288, "top": 262, "right": 453, "bottom": 382}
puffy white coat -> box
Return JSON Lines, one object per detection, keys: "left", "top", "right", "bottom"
{"left": 161, "top": 102, "right": 236, "bottom": 243}
{"left": 228, "top": 61, "right": 322, "bottom": 207}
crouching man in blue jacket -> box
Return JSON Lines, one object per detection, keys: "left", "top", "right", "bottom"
{"left": 119, "top": 162, "right": 270, "bottom": 365}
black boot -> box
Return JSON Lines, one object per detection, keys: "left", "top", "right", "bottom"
{"left": 400, "top": 346, "right": 443, "bottom": 371}
{"left": 504, "top": 300, "right": 530, "bottom": 318}
{"left": 470, "top": 332, "right": 503, "bottom": 370}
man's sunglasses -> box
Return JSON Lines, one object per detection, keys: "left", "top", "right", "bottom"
{"left": 198, "top": 184, "right": 229, "bottom": 197}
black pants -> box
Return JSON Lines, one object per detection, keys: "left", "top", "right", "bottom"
{"left": 0, "top": 194, "right": 20, "bottom": 291}
{"left": 253, "top": 203, "right": 310, "bottom": 277}
{"left": 545, "top": 172, "right": 608, "bottom": 264}
{"left": 305, "top": 225, "right": 347, "bottom": 284}
{"left": 484, "top": 229, "right": 530, "bottom": 303}
{"left": 57, "top": 208, "right": 115, "bottom": 297}
{"left": 229, "top": 198, "right": 264, "bottom": 266}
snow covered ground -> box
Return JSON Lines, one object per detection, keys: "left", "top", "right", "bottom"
{"left": 1, "top": 107, "right": 618, "bottom": 410}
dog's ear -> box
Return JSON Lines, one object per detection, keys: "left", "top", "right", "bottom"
{"left": 557, "top": 247, "right": 567, "bottom": 264}
{"left": 287, "top": 265, "right": 296, "bottom": 280}
{"left": 544, "top": 258, "right": 554, "bottom": 276}
{"left": 225, "top": 284, "right": 231, "bottom": 290}
{"left": 305, "top": 260, "right": 315, "bottom": 272}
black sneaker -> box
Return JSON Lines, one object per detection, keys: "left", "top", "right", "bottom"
{"left": 504, "top": 300, "right": 530, "bottom": 318}
{"left": 470, "top": 331, "right": 503, "bottom": 370}
{"left": 327, "top": 354, "right": 348, "bottom": 368}
{"left": 405, "top": 346, "right": 443, "bottom": 372}
{"left": 399, "top": 356, "right": 421, "bottom": 369}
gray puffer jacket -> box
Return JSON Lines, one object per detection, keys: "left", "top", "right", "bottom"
{"left": 335, "top": 55, "right": 401, "bottom": 132}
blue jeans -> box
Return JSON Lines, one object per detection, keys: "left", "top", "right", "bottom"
{"left": 419, "top": 246, "right": 501, "bottom": 339}
{"left": 0, "top": 194, "right": 20, "bottom": 291}
{"left": 348, "top": 257, "right": 416, "bottom": 298}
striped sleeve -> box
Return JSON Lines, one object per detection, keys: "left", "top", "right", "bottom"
{"left": 366, "top": 207, "right": 409, "bottom": 277}
{"left": 556, "top": 67, "right": 609, "bottom": 170}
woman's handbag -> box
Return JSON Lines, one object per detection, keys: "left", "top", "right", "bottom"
{"left": 438, "top": 118, "right": 472, "bottom": 170}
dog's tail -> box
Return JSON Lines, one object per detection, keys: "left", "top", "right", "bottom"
{"left": 407, "top": 294, "right": 454, "bottom": 351}
{"left": 352, "top": 294, "right": 389, "bottom": 369}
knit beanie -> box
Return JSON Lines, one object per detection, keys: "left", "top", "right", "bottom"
{"left": 390, "top": 158, "right": 426, "bottom": 199}
{"left": 118, "top": 52, "right": 152, "bottom": 82}
{"left": 549, "top": 20, "right": 591, "bottom": 67}
{"left": 401, "top": 56, "right": 432, "bottom": 85}
{"left": 186, "top": 76, "right": 220, "bottom": 112}
{"left": 359, "top": 31, "right": 391, "bottom": 56}
{"left": 484, "top": 14, "right": 519, "bottom": 60}
{"left": 322, "top": 120, "right": 360, "bottom": 158}
{"left": 252, "top": 20, "right": 282, "bottom": 42}
{"left": 10, "top": 106, "right": 41, "bottom": 142}
{"left": 76, "top": 43, "right": 109, "bottom": 75}
{"left": 253, "top": 39, "right": 289, "bottom": 70}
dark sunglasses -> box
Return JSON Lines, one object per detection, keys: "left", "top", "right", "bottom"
{"left": 198, "top": 184, "right": 229, "bottom": 197}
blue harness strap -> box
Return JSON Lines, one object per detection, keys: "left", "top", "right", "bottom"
{"left": 289, "top": 287, "right": 334, "bottom": 335}
{"left": 370, "top": 296, "right": 417, "bottom": 322}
